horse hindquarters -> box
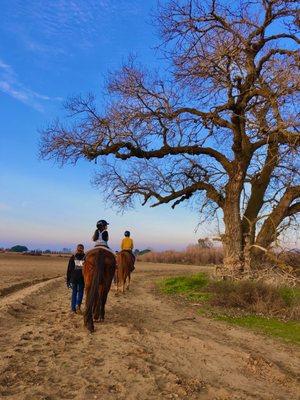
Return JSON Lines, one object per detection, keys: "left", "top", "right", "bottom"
{"left": 116, "top": 252, "right": 129, "bottom": 293}
{"left": 84, "top": 252, "right": 105, "bottom": 332}
{"left": 96, "top": 260, "right": 115, "bottom": 320}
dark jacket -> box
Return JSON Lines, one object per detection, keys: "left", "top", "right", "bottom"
{"left": 67, "top": 252, "right": 85, "bottom": 285}
{"left": 93, "top": 229, "right": 109, "bottom": 245}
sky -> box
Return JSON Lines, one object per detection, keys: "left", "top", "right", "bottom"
{"left": 0, "top": 0, "right": 220, "bottom": 252}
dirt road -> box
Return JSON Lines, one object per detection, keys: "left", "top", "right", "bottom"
{"left": 0, "top": 263, "right": 299, "bottom": 400}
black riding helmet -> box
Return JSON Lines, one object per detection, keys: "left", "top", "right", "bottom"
{"left": 97, "top": 220, "right": 109, "bottom": 229}
{"left": 124, "top": 230, "right": 130, "bottom": 237}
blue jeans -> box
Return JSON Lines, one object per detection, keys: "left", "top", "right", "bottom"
{"left": 71, "top": 282, "right": 84, "bottom": 311}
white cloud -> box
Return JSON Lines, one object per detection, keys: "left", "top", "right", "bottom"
{"left": 0, "top": 58, "right": 60, "bottom": 111}
{"left": 5, "top": 0, "right": 143, "bottom": 54}
{"left": 0, "top": 60, "right": 11, "bottom": 70}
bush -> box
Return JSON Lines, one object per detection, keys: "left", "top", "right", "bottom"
{"left": 10, "top": 245, "right": 28, "bottom": 253}
{"left": 138, "top": 245, "right": 223, "bottom": 265}
{"left": 278, "top": 250, "right": 300, "bottom": 276}
{"left": 208, "top": 280, "right": 300, "bottom": 319}
{"left": 159, "top": 273, "right": 300, "bottom": 343}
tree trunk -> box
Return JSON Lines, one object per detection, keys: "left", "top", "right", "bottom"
{"left": 241, "top": 143, "right": 279, "bottom": 247}
{"left": 254, "top": 186, "right": 300, "bottom": 259}
{"left": 222, "top": 184, "right": 244, "bottom": 274}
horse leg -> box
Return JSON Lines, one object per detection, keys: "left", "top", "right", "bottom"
{"left": 84, "top": 288, "right": 94, "bottom": 333}
{"left": 93, "top": 290, "right": 101, "bottom": 322}
{"left": 126, "top": 273, "right": 131, "bottom": 290}
{"left": 122, "top": 267, "right": 128, "bottom": 293}
{"left": 100, "top": 290, "right": 108, "bottom": 321}
{"left": 116, "top": 278, "right": 119, "bottom": 293}
{"left": 116, "top": 269, "right": 121, "bottom": 293}
{"left": 122, "top": 273, "right": 125, "bottom": 293}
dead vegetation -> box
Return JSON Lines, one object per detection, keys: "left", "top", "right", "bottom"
{"left": 138, "top": 245, "right": 223, "bottom": 266}
{"left": 208, "top": 279, "right": 300, "bottom": 320}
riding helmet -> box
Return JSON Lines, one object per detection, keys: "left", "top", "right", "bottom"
{"left": 124, "top": 230, "right": 130, "bottom": 237}
{"left": 96, "top": 220, "right": 109, "bottom": 228}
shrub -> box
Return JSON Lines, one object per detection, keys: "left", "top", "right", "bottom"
{"left": 278, "top": 250, "right": 300, "bottom": 276}
{"left": 138, "top": 245, "right": 223, "bottom": 266}
{"left": 208, "top": 280, "right": 300, "bottom": 319}
{"left": 10, "top": 245, "right": 28, "bottom": 253}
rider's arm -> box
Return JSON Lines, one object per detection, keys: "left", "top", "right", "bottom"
{"left": 121, "top": 238, "right": 125, "bottom": 250}
{"left": 67, "top": 256, "right": 75, "bottom": 284}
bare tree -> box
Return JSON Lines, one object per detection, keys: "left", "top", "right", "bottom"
{"left": 40, "top": 0, "right": 300, "bottom": 274}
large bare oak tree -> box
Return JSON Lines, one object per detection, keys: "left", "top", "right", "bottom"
{"left": 40, "top": 0, "right": 300, "bottom": 273}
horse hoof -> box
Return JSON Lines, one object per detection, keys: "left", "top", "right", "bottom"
{"left": 85, "top": 321, "right": 94, "bottom": 332}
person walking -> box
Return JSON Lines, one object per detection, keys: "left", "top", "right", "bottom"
{"left": 66, "top": 244, "right": 85, "bottom": 314}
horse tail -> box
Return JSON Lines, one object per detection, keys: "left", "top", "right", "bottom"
{"left": 96, "top": 250, "right": 105, "bottom": 286}
{"left": 120, "top": 251, "right": 128, "bottom": 276}
{"left": 84, "top": 250, "right": 105, "bottom": 331}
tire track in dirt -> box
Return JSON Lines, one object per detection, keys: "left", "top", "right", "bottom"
{"left": 0, "top": 276, "right": 63, "bottom": 298}
{"left": 0, "top": 264, "right": 299, "bottom": 400}
{"left": 0, "top": 276, "right": 64, "bottom": 310}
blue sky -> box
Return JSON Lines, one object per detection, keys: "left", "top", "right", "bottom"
{"left": 0, "top": 0, "right": 218, "bottom": 251}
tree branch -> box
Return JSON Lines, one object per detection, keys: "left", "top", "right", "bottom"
{"left": 150, "top": 181, "right": 225, "bottom": 208}
{"left": 287, "top": 202, "right": 300, "bottom": 217}
{"left": 256, "top": 185, "right": 300, "bottom": 249}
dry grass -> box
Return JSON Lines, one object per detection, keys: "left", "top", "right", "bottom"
{"left": 159, "top": 273, "right": 300, "bottom": 342}
{"left": 277, "top": 250, "right": 300, "bottom": 276}
{"left": 208, "top": 280, "right": 300, "bottom": 320}
{"left": 138, "top": 245, "right": 223, "bottom": 266}
{"left": 0, "top": 253, "right": 66, "bottom": 294}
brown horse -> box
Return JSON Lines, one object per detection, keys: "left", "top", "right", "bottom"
{"left": 116, "top": 250, "right": 134, "bottom": 293}
{"left": 83, "top": 247, "right": 116, "bottom": 332}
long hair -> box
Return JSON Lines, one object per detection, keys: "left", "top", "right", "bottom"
{"left": 92, "top": 229, "right": 99, "bottom": 241}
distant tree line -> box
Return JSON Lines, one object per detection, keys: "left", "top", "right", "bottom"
{"left": 0, "top": 245, "right": 72, "bottom": 254}
{"left": 10, "top": 245, "right": 28, "bottom": 253}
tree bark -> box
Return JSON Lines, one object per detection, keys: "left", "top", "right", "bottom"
{"left": 222, "top": 179, "right": 244, "bottom": 273}
{"left": 242, "top": 143, "right": 279, "bottom": 245}
{"left": 255, "top": 186, "right": 300, "bottom": 255}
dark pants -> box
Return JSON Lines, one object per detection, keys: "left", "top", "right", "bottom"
{"left": 71, "top": 281, "right": 84, "bottom": 311}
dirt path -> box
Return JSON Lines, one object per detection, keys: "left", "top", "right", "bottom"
{"left": 0, "top": 263, "right": 299, "bottom": 400}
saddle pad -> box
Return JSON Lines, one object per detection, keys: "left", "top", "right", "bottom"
{"left": 86, "top": 246, "right": 116, "bottom": 258}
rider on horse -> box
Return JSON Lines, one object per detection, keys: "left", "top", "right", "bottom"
{"left": 93, "top": 220, "right": 109, "bottom": 248}
{"left": 121, "top": 230, "right": 135, "bottom": 271}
